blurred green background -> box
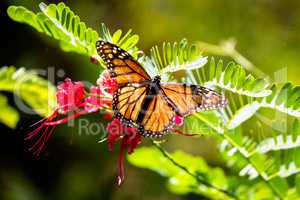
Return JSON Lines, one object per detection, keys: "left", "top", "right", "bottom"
{"left": 1, "top": 0, "right": 300, "bottom": 199}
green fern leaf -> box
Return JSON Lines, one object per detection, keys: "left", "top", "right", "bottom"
{"left": 7, "top": 2, "right": 99, "bottom": 56}
{"left": 258, "top": 83, "right": 300, "bottom": 118}
{"left": 7, "top": 3, "right": 140, "bottom": 68}
{"left": 145, "top": 39, "right": 207, "bottom": 79}
{"left": 226, "top": 101, "right": 261, "bottom": 129}
{"left": 257, "top": 120, "right": 300, "bottom": 153}
{"left": 198, "top": 59, "right": 271, "bottom": 98}
{"left": 220, "top": 131, "right": 300, "bottom": 198}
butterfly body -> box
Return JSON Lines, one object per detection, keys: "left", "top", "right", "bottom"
{"left": 135, "top": 76, "right": 161, "bottom": 123}
{"left": 96, "top": 41, "right": 227, "bottom": 137}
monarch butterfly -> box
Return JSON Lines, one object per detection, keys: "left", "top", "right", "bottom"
{"left": 96, "top": 41, "right": 227, "bottom": 137}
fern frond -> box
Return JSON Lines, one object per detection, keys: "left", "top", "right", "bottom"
{"left": 8, "top": 3, "right": 99, "bottom": 56}
{"left": 219, "top": 137, "right": 290, "bottom": 198}
{"left": 192, "top": 58, "right": 271, "bottom": 98}
{"left": 257, "top": 83, "right": 300, "bottom": 118}
{"left": 148, "top": 43, "right": 297, "bottom": 196}
{"left": 274, "top": 148, "right": 300, "bottom": 178}
{"left": 224, "top": 82, "right": 300, "bottom": 129}
{"left": 8, "top": 3, "right": 141, "bottom": 66}
{"left": 257, "top": 120, "right": 300, "bottom": 153}
{"left": 220, "top": 131, "right": 300, "bottom": 199}
{"left": 145, "top": 39, "right": 207, "bottom": 78}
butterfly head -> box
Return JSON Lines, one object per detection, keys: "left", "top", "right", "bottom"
{"left": 153, "top": 75, "right": 161, "bottom": 84}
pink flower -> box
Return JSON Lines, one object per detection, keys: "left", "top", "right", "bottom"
{"left": 97, "top": 71, "right": 118, "bottom": 94}
{"left": 27, "top": 76, "right": 115, "bottom": 156}
{"left": 84, "top": 86, "right": 112, "bottom": 112}
{"left": 107, "top": 119, "right": 123, "bottom": 151}
{"left": 27, "top": 78, "right": 94, "bottom": 155}
{"left": 56, "top": 78, "right": 85, "bottom": 114}
{"left": 107, "top": 118, "right": 142, "bottom": 186}
{"left": 172, "top": 115, "right": 198, "bottom": 136}
{"left": 174, "top": 115, "right": 184, "bottom": 126}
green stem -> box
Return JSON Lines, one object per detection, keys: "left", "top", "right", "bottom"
{"left": 196, "top": 41, "right": 270, "bottom": 81}
{"left": 152, "top": 140, "right": 238, "bottom": 200}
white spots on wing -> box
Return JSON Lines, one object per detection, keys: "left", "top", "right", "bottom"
{"left": 121, "top": 52, "right": 128, "bottom": 57}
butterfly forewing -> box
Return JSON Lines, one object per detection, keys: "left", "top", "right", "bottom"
{"left": 114, "top": 85, "right": 148, "bottom": 122}
{"left": 96, "top": 41, "right": 151, "bottom": 85}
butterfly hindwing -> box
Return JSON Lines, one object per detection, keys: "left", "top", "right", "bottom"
{"left": 113, "top": 83, "right": 176, "bottom": 137}
{"left": 96, "top": 41, "right": 151, "bottom": 85}
{"left": 139, "top": 93, "right": 175, "bottom": 137}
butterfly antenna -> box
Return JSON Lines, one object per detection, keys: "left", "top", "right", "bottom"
{"left": 171, "top": 128, "right": 199, "bottom": 137}
{"left": 97, "top": 137, "right": 107, "bottom": 143}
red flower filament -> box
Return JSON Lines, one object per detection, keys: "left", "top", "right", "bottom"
{"left": 107, "top": 118, "right": 142, "bottom": 186}
{"left": 27, "top": 77, "right": 113, "bottom": 156}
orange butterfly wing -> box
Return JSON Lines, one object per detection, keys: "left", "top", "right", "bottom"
{"left": 113, "top": 84, "right": 175, "bottom": 137}
{"left": 114, "top": 84, "right": 148, "bottom": 122}
{"left": 138, "top": 93, "right": 175, "bottom": 136}
{"left": 96, "top": 41, "right": 151, "bottom": 85}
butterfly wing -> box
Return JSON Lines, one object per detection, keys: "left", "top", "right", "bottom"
{"left": 113, "top": 84, "right": 176, "bottom": 137}
{"left": 160, "top": 83, "right": 228, "bottom": 116}
{"left": 96, "top": 41, "right": 151, "bottom": 85}
{"left": 138, "top": 93, "right": 175, "bottom": 137}
{"left": 113, "top": 84, "right": 148, "bottom": 123}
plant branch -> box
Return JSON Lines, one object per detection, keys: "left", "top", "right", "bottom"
{"left": 152, "top": 140, "right": 238, "bottom": 200}
{"left": 196, "top": 40, "right": 269, "bottom": 81}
